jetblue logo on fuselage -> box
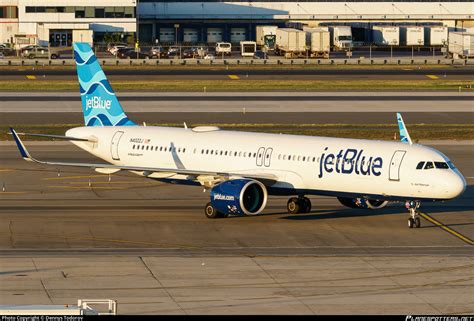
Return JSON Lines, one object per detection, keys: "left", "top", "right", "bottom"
{"left": 86, "top": 96, "right": 111, "bottom": 110}
{"left": 318, "top": 147, "right": 383, "bottom": 178}
{"left": 213, "top": 193, "right": 235, "bottom": 201}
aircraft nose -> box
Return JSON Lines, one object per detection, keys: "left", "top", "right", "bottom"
{"left": 449, "top": 172, "right": 467, "bottom": 199}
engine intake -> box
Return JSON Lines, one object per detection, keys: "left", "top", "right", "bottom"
{"left": 337, "top": 197, "right": 388, "bottom": 209}
{"left": 210, "top": 179, "right": 268, "bottom": 215}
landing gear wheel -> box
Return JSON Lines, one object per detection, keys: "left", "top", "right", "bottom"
{"left": 414, "top": 217, "right": 421, "bottom": 228}
{"left": 302, "top": 197, "right": 312, "bottom": 213}
{"left": 287, "top": 198, "right": 300, "bottom": 214}
{"left": 406, "top": 200, "right": 421, "bottom": 229}
{"left": 205, "top": 202, "right": 220, "bottom": 219}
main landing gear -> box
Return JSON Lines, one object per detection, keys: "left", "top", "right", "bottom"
{"left": 287, "top": 196, "right": 312, "bottom": 214}
{"left": 204, "top": 202, "right": 228, "bottom": 219}
{"left": 406, "top": 200, "right": 421, "bottom": 228}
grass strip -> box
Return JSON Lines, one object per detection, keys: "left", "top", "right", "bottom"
{"left": 0, "top": 79, "right": 473, "bottom": 92}
{"left": 2, "top": 124, "right": 473, "bottom": 141}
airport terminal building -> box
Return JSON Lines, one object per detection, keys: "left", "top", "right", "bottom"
{"left": 0, "top": 0, "right": 472, "bottom": 47}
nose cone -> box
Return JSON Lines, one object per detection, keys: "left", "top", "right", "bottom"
{"left": 447, "top": 172, "right": 467, "bottom": 199}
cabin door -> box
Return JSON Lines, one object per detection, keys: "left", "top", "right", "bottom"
{"left": 111, "top": 131, "right": 124, "bottom": 161}
{"left": 389, "top": 150, "right": 406, "bottom": 181}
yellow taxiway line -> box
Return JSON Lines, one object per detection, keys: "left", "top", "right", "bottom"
{"left": 228, "top": 75, "right": 240, "bottom": 80}
{"left": 426, "top": 75, "right": 439, "bottom": 80}
{"left": 420, "top": 212, "right": 474, "bottom": 245}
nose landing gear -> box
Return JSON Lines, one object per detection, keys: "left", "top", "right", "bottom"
{"left": 406, "top": 200, "right": 421, "bottom": 228}
{"left": 287, "top": 196, "right": 312, "bottom": 214}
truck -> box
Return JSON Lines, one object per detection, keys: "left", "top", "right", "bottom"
{"left": 372, "top": 26, "right": 400, "bottom": 46}
{"left": 215, "top": 42, "right": 232, "bottom": 57}
{"left": 401, "top": 26, "right": 424, "bottom": 46}
{"left": 448, "top": 32, "right": 474, "bottom": 58}
{"left": 240, "top": 41, "right": 256, "bottom": 57}
{"left": 424, "top": 26, "right": 448, "bottom": 46}
{"left": 328, "top": 26, "right": 353, "bottom": 50}
{"left": 275, "top": 28, "right": 306, "bottom": 58}
{"left": 304, "top": 28, "right": 330, "bottom": 58}
{"left": 256, "top": 25, "right": 278, "bottom": 50}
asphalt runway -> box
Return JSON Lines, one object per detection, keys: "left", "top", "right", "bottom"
{"left": 0, "top": 92, "right": 473, "bottom": 125}
{"left": 0, "top": 142, "right": 472, "bottom": 314}
{"left": 0, "top": 66, "right": 473, "bottom": 81}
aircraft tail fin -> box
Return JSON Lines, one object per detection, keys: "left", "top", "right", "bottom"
{"left": 73, "top": 42, "right": 136, "bottom": 127}
{"left": 396, "top": 113, "right": 412, "bottom": 145}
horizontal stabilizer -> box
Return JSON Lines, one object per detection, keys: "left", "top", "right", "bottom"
{"left": 11, "top": 132, "right": 97, "bottom": 142}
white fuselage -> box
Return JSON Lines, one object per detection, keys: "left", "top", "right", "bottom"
{"left": 67, "top": 126, "right": 466, "bottom": 201}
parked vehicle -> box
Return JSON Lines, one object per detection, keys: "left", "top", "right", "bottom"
{"left": 114, "top": 47, "right": 134, "bottom": 57}
{"left": 109, "top": 45, "right": 128, "bottom": 56}
{"left": 305, "top": 28, "right": 330, "bottom": 58}
{"left": 204, "top": 53, "right": 215, "bottom": 60}
{"left": 148, "top": 46, "right": 167, "bottom": 58}
{"left": 401, "top": 26, "right": 424, "bottom": 46}
{"left": 328, "top": 26, "right": 353, "bottom": 50}
{"left": 240, "top": 41, "right": 256, "bottom": 57}
{"left": 0, "top": 52, "right": 4, "bottom": 59}
{"left": 20, "top": 45, "right": 42, "bottom": 56}
{"left": 215, "top": 42, "right": 232, "bottom": 56}
{"left": 117, "top": 49, "right": 149, "bottom": 59}
{"left": 0, "top": 45, "right": 14, "bottom": 56}
{"left": 167, "top": 46, "right": 180, "bottom": 58}
{"left": 182, "top": 48, "right": 199, "bottom": 58}
{"left": 23, "top": 47, "right": 60, "bottom": 59}
{"left": 107, "top": 42, "right": 128, "bottom": 54}
{"left": 253, "top": 50, "right": 268, "bottom": 59}
{"left": 372, "top": 26, "right": 400, "bottom": 46}
{"left": 424, "top": 26, "right": 448, "bottom": 46}
{"left": 275, "top": 28, "right": 306, "bottom": 58}
{"left": 448, "top": 32, "right": 474, "bottom": 58}
{"left": 256, "top": 26, "right": 278, "bottom": 50}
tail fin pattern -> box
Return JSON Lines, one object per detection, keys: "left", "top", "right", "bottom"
{"left": 73, "top": 43, "right": 136, "bottom": 127}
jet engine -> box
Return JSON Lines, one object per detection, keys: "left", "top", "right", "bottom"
{"left": 337, "top": 197, "right": 388, "bottom": 209}
{"left": 210, "top": 179, "right": 268, "bottom": 216}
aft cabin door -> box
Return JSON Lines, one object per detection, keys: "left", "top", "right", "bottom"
{"left": 389, "top": 150, "right": 406, "bottom": 181}
{"left": 111, "top": 131, "right": 124, "bottom": 161}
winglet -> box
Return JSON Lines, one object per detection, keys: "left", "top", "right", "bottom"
{"left": 396, "top": 113, "right": 412, "bottom": 145}
{"left": 10, "top": 128, "right": 33, "bottom": 161}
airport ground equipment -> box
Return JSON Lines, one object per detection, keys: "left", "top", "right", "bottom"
{"left": 424, "top": 26, "right": 448, "bottom": 46}
{"left": 256, "top": 25, "right": 278, "bottom": 50}
{"left": 449, "top": 32, "right": 474, "bottom": 59}
{"left": 372, "top": 26, "right": 400, "bottom": 46}
{"left": 275, "top": 28, "right": 306, "bottom": 58}
{"left": 0, "top": 299, "right": 117, "bottom": 315}
{"left": 305, "top": 28, "right": 330, "bottom": 58}
{"left": 401, "top": 26, "right": 424, "bottom": 46}
{"left": 240, "top": 41, "right": 257, "bottom": 57}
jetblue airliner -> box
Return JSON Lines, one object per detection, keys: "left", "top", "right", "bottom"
{"left": 10, "top": 43, "right": 466, "bottom": 228}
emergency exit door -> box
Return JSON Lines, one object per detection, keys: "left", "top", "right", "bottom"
{"left": 111, "top": 131, "right": 124, "bottom": 161}
{"left": 389, "top": 150, "right": 406, "bottom": 181}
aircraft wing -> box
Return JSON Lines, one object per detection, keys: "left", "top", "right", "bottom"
{"left": 10, "top": 128, "right": 278, "bottom": 185}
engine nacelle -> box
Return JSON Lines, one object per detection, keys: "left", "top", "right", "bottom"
{"left": 210, "top": 179, "right": 268, "bottom": 216}
{"left": 337, "top": 197, "right": 388, "bottom": 209}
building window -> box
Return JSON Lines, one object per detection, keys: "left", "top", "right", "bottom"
{"left": 95, "top": 8, "right": 105, "bottom": 18}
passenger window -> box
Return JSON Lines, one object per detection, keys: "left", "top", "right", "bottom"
{"left": 435, "top": 162, "right": 449, "bottom": 169}
{"left": 132, "top": 145, "right": 135, "bottom": 149}
{"left": 424, "top": 162, "right": 434, "bottom": 170}
{"left": 313, "top": 157, "right": 316, "bottom": 162}
{"left": 141, "top": 145, "right": 145, "bottom": 150}
{"left": 302, "top": 156, "right": 306, "bottom": 161}
{"left": 416, "top": 161, "right": 425, "bottom": 169}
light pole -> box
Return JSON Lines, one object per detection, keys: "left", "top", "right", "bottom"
{"left": 135, "top": 0, "right": 139, "bottom": 59}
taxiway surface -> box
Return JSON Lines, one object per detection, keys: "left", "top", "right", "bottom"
{"left": 0, "top": 142, "right": 472, "bottom": 314}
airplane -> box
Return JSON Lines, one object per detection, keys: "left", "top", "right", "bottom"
{"left": 9, "top": 42, "right": 466, "bottom": 229}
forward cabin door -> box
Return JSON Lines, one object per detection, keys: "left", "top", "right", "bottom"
{"left": 389, "top": 150, "right": 406, "bottom": 181}
{"left": 111, "top": 131, "right": 124, "bottom": 161}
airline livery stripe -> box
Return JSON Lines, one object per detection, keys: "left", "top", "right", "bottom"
{"left": 420, "top": 212, "right": 474, "bottom": 245}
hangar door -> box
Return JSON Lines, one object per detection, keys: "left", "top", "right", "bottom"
{"left": 389, "top": 150, "right": 406, "bottom": 181}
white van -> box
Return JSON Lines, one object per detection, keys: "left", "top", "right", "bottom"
{"left": 215, "top": 42, "right": 232, "bottom": 56}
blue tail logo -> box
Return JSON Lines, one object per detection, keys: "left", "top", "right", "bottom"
{"left": 73, "top": 42, "right": 136, "bottom": 127}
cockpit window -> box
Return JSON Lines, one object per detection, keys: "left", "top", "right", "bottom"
{"left": 424, "top": 162, "right": 434, "bottom": 170}
{"left": 416, "top": 161, "right": 425, "bottom": 170}
{"left": 435, "top": 162, "right": 449, "bottom": 169}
